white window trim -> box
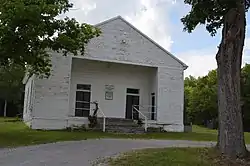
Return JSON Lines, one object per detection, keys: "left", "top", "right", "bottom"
{"left": 74, "top": 84, "right": 92, "bottom": 117}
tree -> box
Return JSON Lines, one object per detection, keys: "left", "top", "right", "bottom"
{"left": 184, "top": 71, "right": 217, "bottom": 126}
{"left": 0, "top": 63, "right": 25, "bottom": 116}
{"left": 185, "top": 65, "right": 250, "bottom": 131}
{"left": 182, "top": 0, "right": 249, "bottom": 158}
{"left": 0, "top": 0, "right": 101, "bottom": 77}
{"left": 241, "top": 64, "right": 250, "bottom": 131}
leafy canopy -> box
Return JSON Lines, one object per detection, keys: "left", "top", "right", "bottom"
{"left": 0, "top": 64, "right": 25, "bottom": 102}
{"left": 184, "top": 64, "right": 250, "bottom": 131}
{"left": 182, "top": 0, "right": 250, "bottom": 36}
{"left": 0, "top": 0, "right": 101, "bottom": 76}
{"left": 184, "top": 70, "right": 218, "bottom": 125}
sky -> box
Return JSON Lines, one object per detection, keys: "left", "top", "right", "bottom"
{"left": 63, "top": 0, "right": 250, "bottom": 77}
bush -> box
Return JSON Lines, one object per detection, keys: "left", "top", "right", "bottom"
{"left": 88, "top": 115, "right": 98, "bottom": 128}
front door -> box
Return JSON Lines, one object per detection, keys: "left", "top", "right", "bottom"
{"left": 125, "top": 88, "right": 140, "bottom": 120}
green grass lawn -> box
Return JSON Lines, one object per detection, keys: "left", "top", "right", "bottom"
{"left": 108, "top": 148, "right": 250, "bottom": 166}
{"left": 0, "top": 117, "right": 250, "bottom": 148}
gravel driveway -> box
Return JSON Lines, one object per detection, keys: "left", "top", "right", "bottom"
{"left": 0, "top": 139, "right": 219, "bottom": 166}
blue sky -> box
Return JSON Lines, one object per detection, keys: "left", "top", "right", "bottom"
{"left": 65, "top": 0, "right": 250, "bottom": 77}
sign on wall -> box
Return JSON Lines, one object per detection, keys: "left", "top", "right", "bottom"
{"left": 105, "top": 84, "right": 114, "bottom": 100}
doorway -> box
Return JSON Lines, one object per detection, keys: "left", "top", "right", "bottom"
{"left": 125, "top": 88, "right": 140, "bottom": 120}
{"left": 151, "top": 93, "right": 156, "bottom": 120}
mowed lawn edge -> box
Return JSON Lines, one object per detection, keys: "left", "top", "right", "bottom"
{"left": 0, "top": 118, "right": 250, "bottom": 148}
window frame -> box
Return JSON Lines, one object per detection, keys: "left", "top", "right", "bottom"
{"left": 126, "top": 88, "right": 140, "bottom": 95}
{"left": 75, "top": 84, "right": 92, "bottom": 117}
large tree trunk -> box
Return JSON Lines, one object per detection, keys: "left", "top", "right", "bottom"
{"left": 216, "top": 2, "right": 247, "bottom": 158}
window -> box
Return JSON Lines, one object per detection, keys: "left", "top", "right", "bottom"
{"left": 127, "top": 88, "right": 140, "bottom": 94}
{"left": 75, "top": 84, "right": 91, "bottom": 117}
{"left": 77, "top": 84, "right": 91, "bottom": 91}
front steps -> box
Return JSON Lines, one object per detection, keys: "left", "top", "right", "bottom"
{"left": 97, "top": 117, "right": 145, "bottom": 134}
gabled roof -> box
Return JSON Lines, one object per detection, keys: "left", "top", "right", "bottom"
{"left": 95, "top": 16, "right": 188, "bottom": 69}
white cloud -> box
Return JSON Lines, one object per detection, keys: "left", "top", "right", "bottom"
{"left": 178, "top": 37, "right": 250, "bottom": 77}
{"left": 245, "top": 37, "right": 250, "bottom": 50}
{"left": 125, "top": 0, "right": 175, "bottom": 50}
{"left": 63, "top": 0, "right": 176, "bottom": 51}
{"left": 243, "top": 37, "right": 250, "bottom": 65}
{"left": 177, "top": 49, "right": 217, "bottom": 77}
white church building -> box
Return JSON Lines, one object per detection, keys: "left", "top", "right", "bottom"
{"left": 22, "top": 16, "right": 188, "bottom": 132}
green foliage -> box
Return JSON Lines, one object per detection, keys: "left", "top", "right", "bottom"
{"left": 0, "top": 0, "right": 101, "bottom": 77}
{"left": 185, "top": 64, "right": 250, "bottom": 130}
{"left": 0, "top": 63, "right": 25, "bottom": 104}
{"left": 241, "top": 64, "right": 250, "bottom": 131}
{"left": 181, "top": 0, "right": 250, "bottom": 36}
{"left": 88, "top": 115, "right": 98, "bottom": 128}
{"left": 185, "top": 70, "right": 218, "bottom": 126}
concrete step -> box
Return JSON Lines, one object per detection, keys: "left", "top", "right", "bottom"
{"left": 98, "top": 117, "right": 136, "bottom": 123}
{"left": 105, "top": 126, "right": 145, "bottom": 134}
{"left": 90, "top": 125, "right": 145, "bottom": 133}
{"left": 105, "top": 123, "right": 141, "bottom": 127}
{"left": 94, "top": 117, "right": 145, "bottom": 133}
{"left": 97, "top": 117, "right": 139, "bottom": 126}
{"left": 98, "top": 121, "right": 141, "bottom": 127}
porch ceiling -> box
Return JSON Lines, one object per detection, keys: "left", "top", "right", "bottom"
{"left": 72, "top": 56, "right": 158, "bottom": 69}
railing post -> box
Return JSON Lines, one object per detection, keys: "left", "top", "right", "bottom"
{"left": 145, "top": 119, "right": 147, "bottom": 132}
{"left": 132, "top": 105, "right": 134, "bottom": 120}
{"left": 103, "top": 117, "right": 106, "bottom": 132}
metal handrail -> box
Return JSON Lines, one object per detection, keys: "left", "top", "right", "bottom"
{"left": 76, "top": 101, "right": 106, "bottom": 132}
{"left": 133, "top": 104, "right": 157, "bottom": 121}
{"left": 97, "top": 106, "right": 106, "bottom": 132}
{"left": 91, "top": 101, "right": 106, "bottom": 132}
{"left": 132, "top": 106, "right": 148, "bottom": 132}
{"left": 134, "top": 105, "right": 157, "bottom": 108}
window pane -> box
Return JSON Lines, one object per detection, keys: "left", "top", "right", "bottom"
{"left": 76, "top": 102, "right": 90, "bottom": 109}
{"left": 76, "top": 102, "right": 84, "bottom": 109}
{"left": 76, "top": 91, "right": 84, "bottom": 101}
{"left": 82, "top": 110, "right": 90, "bottom": 117}
{"left": 75, "top": 109, "right": 90, "bottom": 117}
{"left": 75, "top": 109, "right": 83, "bottom": 117}
{"left": 76, "top": 91, "right": 90, "bottom": 102}
{"left": 83, "top": 92, "right": 90, "bottom": 102}
{"left": 77, "top": 84, "right": 91, "bottom": 91}
{"left": 127, "top": 88, "right": 139, "bottom": 94}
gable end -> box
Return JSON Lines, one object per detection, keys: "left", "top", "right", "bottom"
{"left": 95, "top": 16, "right": 188, "bottom": 70}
